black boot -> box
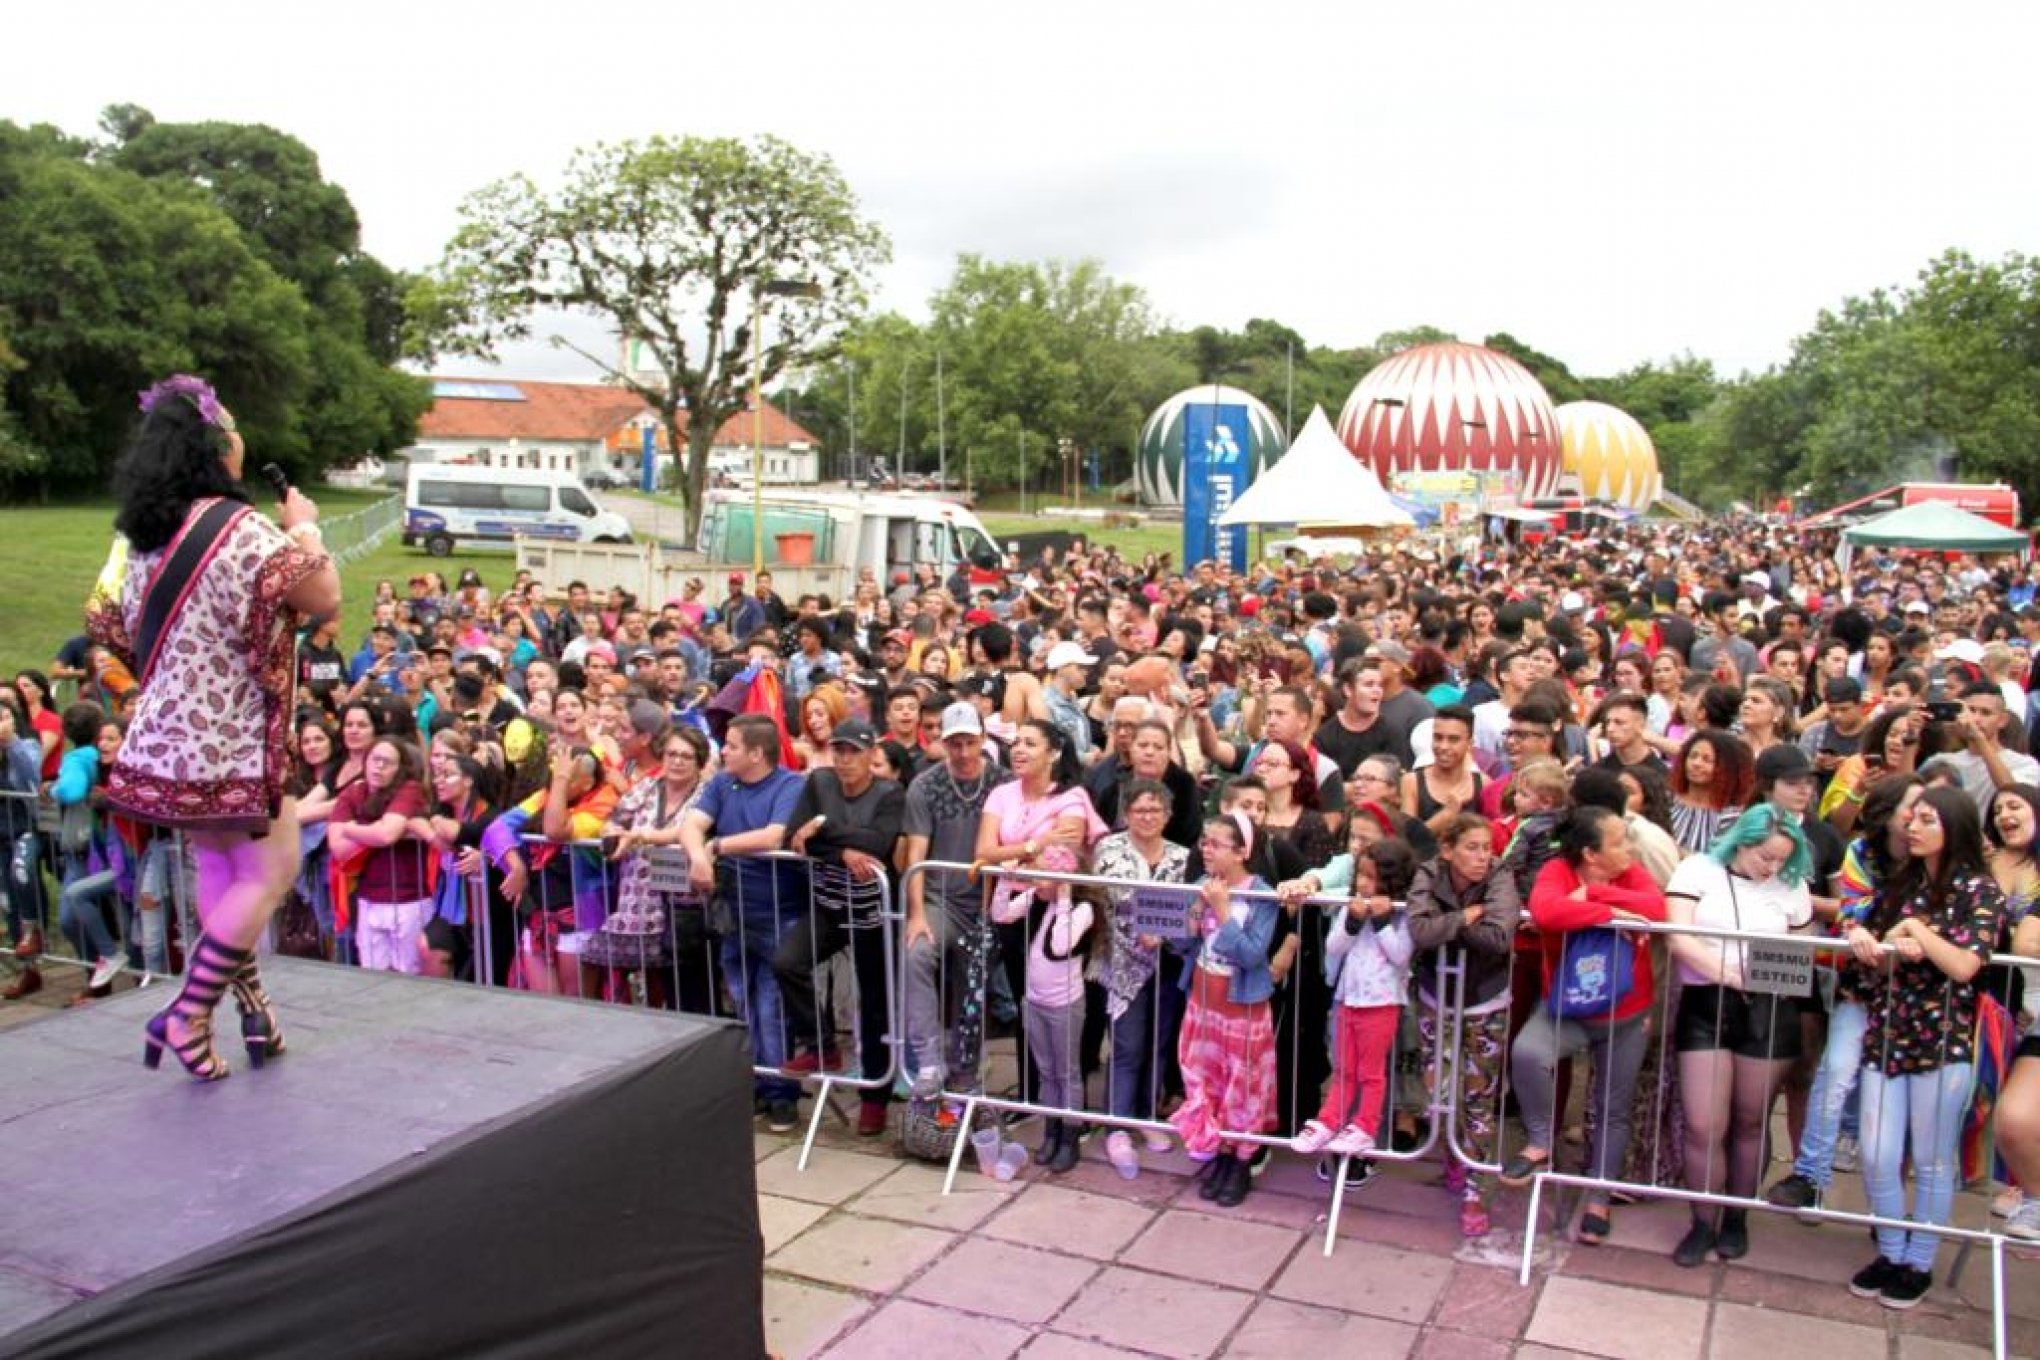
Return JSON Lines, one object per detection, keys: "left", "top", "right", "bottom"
{"left": 1199, "top": 1151, "right": 1235, "bottom": 1201}
{"left": 1049, "top": 1120, "right": 1081, "bottom": 1173}
{"left": 1714, "top": 1209, "right": 1749, "bottom": 1260}
{"left": 1672, "top": 1214, "right": 1716, "bottom": 1268}
{"left": 1035, "top": 1119, "right": 1064, "bottom": 1167}
{"left": 1214, "top": 1153, "right": 1252, "bottom": 1207}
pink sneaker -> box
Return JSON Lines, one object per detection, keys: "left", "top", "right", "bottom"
{"left": 1460, "top": 1198, "right": 1491, "bottom": 1239}
{"left": 1290, "top": 1120, "right": 1336, "bottom": 1155}
{"left": 1325, "top": 1125, "right": 1375, "bottom": 1157}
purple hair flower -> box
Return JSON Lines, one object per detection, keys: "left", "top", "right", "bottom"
{"left": 138, "top": 374, "right": 227, "bottom": 429}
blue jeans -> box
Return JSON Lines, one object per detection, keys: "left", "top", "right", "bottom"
{"left": 1105, "top": 975, "right": 1161, "bottom": 1121}
{"left": 58, "top": 855, "right": 121, "bottom": 962}
{"left": 1794, "top": 999, "right": 1868, "bottom": 1187}
{"left": 1860, "top": 1062, "right": 1975, "bottom": 1272}
{"left": 723, "top": 927, "right": 796, "bottom": 1102}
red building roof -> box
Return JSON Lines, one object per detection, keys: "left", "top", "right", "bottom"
{"left": 417, "top": 376, "right": 818, "bottom": 449}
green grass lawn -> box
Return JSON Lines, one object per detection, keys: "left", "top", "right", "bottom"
{"left": 0, "top": 486, "right": 1201, "bottom": 679}
{"left": 0, "top": 485, "right": 411, "bottom": 678}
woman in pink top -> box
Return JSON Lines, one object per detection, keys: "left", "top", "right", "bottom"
{"left": 975, "top": 719, "right": 1107, "bottom": 1171}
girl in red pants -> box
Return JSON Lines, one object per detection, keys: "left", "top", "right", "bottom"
{"left": 1291, "top": 839, "right": 1418, "bottom": 1158}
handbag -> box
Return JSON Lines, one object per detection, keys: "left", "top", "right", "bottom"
{"left": 275, "top": 888, "right": 324, "bottom": 959}
{"left": 1546, "top": 926, "right": 1636, "bottom": 1020}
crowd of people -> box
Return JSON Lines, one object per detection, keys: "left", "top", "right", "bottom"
{"left": 10, "top": 509, "right": 2040, "bottom": 1307}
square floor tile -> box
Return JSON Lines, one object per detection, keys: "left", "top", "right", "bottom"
{"left": 1052, "top": 1265, "right": 1255, "bottom": 1359}
{"left": 1270, "top": 1238, "right": 1452, "bottom": 1324}
{"left": 1119, "top": 1208, "right": 1302, "bottom": 1291}
{"left": 1707, "top": 1301, "right": 1887, "bottom": 1360}
{"left": 905, "top": 1236, "right": 1100, "bottom": 1325}
{"left": 1018, "top": 1335, "right": 1148, "bottom": 1359}
{"left": 823, "top": 1298, "right": 1030, "bottom": 1359}
{"left": 1223, "top": 1297, "right": 1420, "bottom": 1358}
{"left": 855, "top": 1162, "right": 1020, "bottom": 1232}
{"left": 761, "top": 1194, "right": 831, "bottom": 1255}
{"left": 764, "top": 1275, "right": 870, "bottom": 1360}
{"left": 756, "top": 1145, "right": 901, "bottom": 1206}
{"left": 768, "top": 1212, "right": 957, "bottom": 1293}
{"left": 981, "top": 1183, "right": 1161, "bottom": 1259}
{"left": 1525, "top": 1276, "right": 1708, "bottom": 1360}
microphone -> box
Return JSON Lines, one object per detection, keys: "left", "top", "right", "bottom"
{"left": 259, "top": 462, "right": 292, "bottom": 504}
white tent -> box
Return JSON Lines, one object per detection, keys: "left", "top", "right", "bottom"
{"left": 1218, "top": 405, "right": 1414, "bottom": 529}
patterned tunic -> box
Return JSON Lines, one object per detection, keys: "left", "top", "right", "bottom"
{"left": 1860, "top": 870, "right": 2004, "bottom": 1078}
{"left": 87, "top": 499, "right": 324, "bottom": 832}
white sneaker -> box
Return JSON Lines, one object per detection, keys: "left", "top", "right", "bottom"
{"left": 1832, "top": 1135, "right": 1860, "bottom": 1173}
{"left": 89, "top": 955, "right": 125, "bottom": 990}
{"left": 1141, "top": 1128, "right": 1174, "bottom": 1153}
{"left": 911, "top": 1064, "right": 945, "bottom": 1099}
{"left": 1993, "top": 1186, "right": 2023, "bottom": 1219}
{"left": 1105, "top": 1131, "right": 1140, "bottom": 1180}
{"left": 1290, "top": 1119, "right": 1336, "bottom": 1155}
{"left": 2007, "top": 1198, "right": 2040, "bottom": 1242}
{"left": 1325, "top": 1124, "right": 1376, "bottom": 1157}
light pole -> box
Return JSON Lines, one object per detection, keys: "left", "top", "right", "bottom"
{"left": 752, "top": 278, "right": 823, "bottom": 574}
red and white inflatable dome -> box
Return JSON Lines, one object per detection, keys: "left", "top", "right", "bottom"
{"left": 1336, "top": 342, "right": 1562, "bottom": 499}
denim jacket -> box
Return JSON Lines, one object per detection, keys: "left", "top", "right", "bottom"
{"left": 1175, "top": 875, "right": 1278, "bottom": 1005}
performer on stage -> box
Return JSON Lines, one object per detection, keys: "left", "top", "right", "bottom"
{"left": 87, "top": 375, "right": 340, "bottom": 1081}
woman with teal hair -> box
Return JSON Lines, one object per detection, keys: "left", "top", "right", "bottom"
{"left": 1661, "top": 804, "right": 1817, "bottom": 1266}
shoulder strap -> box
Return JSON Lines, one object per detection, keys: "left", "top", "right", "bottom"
{"left": 136, "top": 499, "right": 251, "bottom": 687}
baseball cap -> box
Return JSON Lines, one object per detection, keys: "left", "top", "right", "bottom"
{"left": 1369, "top": 640, "right": 1412, "bottom": 668}
{"left": 1754, "top": 744, "right": 1815, "bottom": 783}
{"left": 1045, "top": 641, "right": 1094, "bottom": 672}
{"left": 884, "top": 629, "right": 913, "bottom": 648}
{"left": 829, "top": 718, "right": 878, "bottom": 750}
{"left": 939, "top": 701, "right": 983, "bottom": 739}
{"left": 1903, "top": 599, "right": 1931, "bottom": 614}
{"left": 1936, "top": 639, "right": 1985, "bottom": 665}
{"left": 727, "top": 571, "right": 745, "bottom": 585}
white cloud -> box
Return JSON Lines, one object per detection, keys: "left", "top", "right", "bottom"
{"left": 7, "top": 0, "right": 2035, "bottom": 387}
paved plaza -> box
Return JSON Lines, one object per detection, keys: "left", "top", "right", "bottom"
{"left": 759, "top": 1105, "right": 2036, "bottom": 1360}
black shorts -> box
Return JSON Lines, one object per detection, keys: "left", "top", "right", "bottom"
{"left": 1674, "top": 983, "right": 1803, "bottom": 1061}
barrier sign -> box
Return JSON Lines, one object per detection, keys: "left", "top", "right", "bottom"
{"left": 1121, "top": 887, "right": 1197, "bottom": 942}
{"left": 1743, "top": 940, "right": 1815, "bottom": 998}
{"left": 643, "top": 846, "right": 694, "bottom": 895}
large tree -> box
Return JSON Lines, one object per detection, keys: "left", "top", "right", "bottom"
{"left": 0, "top": 122, "right": 314, "bottom": 493}
{"left": 411, "top": 135, "right": 889, "bottom": 541}
{"left": 103, "top": 108, "right": 430, "bottom": 476}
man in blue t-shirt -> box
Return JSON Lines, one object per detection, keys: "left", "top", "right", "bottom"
{"left": 682, "top": 713, "right": 807, "bottom": 1129}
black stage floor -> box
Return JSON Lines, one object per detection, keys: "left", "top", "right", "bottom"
{"left": 0, "top": 958, "right": 764, "bottom": 1359}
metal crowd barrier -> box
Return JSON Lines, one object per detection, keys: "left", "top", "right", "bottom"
{"left": 304, "top": 828, "right": 903, "bottom": 1172}
{"left": 2, "top": 787, "right": 173, "bottom": 993}
{"left": 1503, "top": 912, "right": 2036, "bottom": 1360}
{"left": 898, "top": 858, "right": 1456, "bottom": 1257}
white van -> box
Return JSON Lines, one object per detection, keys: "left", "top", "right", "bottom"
{"left": 403, "top": 464, "right": 633, "bottom": 557}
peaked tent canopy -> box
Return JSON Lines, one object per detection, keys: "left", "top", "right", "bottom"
{"left": 1839, "top": 500, "right": 2029, "bottom": 553}
{"left": 1219, "top": 405, "right": 1415, "bottom": 529}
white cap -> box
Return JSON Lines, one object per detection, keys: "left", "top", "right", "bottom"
{"left": 1741, "top": 571, "right": 1771, "bottom": 590}
{"left": 1936, "top": 639, "right": 1986, "bottom": 666}
{"left": 1410, "top": 717, "right": 1436, "bottom": 770}
{"left": 939, "top": 701, "right": 984, "bottom": 739}
{"left": 1044, "top": 641, "right": 1094, "bottom": 673}
{"left": 1559, "top": 590, "right": 1585, "bottom": 614}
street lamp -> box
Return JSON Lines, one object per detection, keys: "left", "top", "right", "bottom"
{"left": 753, "top": 278, "right": 823, "bottom": 574}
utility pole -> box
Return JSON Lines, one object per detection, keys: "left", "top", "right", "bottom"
{"left": 936, "top": 349, "right": 947, "bottom": 491}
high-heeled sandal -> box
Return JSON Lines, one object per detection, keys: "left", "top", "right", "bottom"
{"left": 141, "top": 934, "right": 249, "bottom": 1082}
{"left": 144, "top": 1007, "right": 229, "bottom": 1082}
{"left": 231, "top": 961, "right": 285, "bottom": 1064}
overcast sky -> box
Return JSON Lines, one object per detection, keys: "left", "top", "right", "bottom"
{"left": 9, "top": 0, "right": 2034, "bottom": 388}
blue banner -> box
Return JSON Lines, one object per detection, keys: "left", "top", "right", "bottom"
{"left": 1182, "top": 403, "right": 1250, "bottom": 571}
{"left": 640, "top": 424, "right": 658, "bottom": 493}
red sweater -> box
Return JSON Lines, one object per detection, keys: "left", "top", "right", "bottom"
{"left": 1526, "top": 857, "right": 1667, "bottom": 1023}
